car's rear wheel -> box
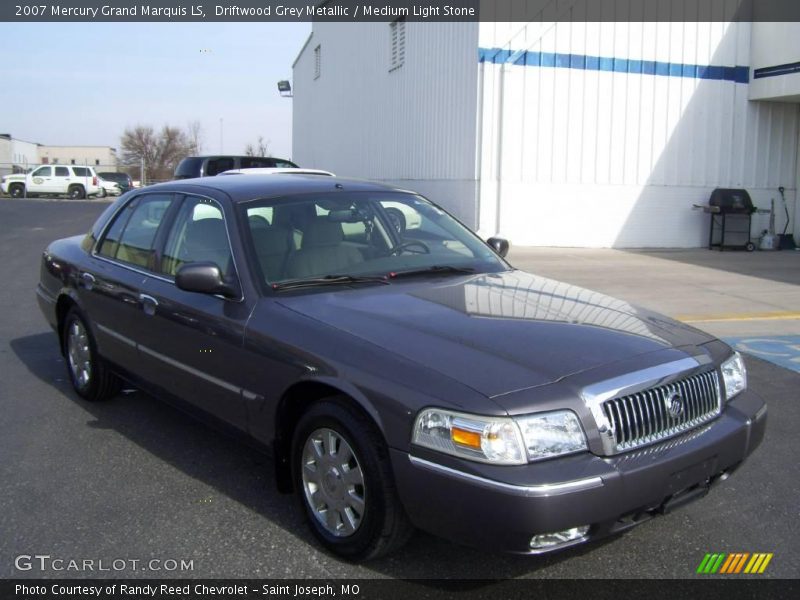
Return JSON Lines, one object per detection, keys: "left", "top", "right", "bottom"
{"left": 292, "top": 400, "right": 413, "bottom": 561}
{"left": 10, "top": 184, "right": 25, "bottom": 198}
{"left": 63, "top": 308, "right": 120, "bottom": 402}
{"left": 68, "top": 185, "right": 86, "bottom": 200}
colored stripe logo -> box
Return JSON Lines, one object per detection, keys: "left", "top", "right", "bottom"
{"left": 697, "top": 553, "right": 773, "bottom": 574}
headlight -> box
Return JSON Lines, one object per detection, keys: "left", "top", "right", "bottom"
{"left": 515, "top": 411, "right": 588, "bottom": 460}
{"left": 721, "top": 352, "right": 747, "bottom": 400}
{"left": 412, "top": 408, "right": 587, "bottom": 464}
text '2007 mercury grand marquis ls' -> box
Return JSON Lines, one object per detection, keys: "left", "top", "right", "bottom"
{"left": 36, "top": 174, "right": 766, "bottom": 560}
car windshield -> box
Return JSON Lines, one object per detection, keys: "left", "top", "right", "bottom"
{"left": 241, "top": 191, "right": 507, "bottom": 289}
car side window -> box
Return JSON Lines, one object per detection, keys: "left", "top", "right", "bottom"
{"left": 97, "top": 194, "right": 173, "bottom": 269}
{"left": 206, "top": 158, "right": 235, "bottom": 176}
{"left": 161, "top": 196, "right": 233, "bottom": 278}
{"left": 55, "top": 166, "right": 69, "bottom": 177}
{"left": 32, "top": 167, "right": 51, "bottom": 177}
{"left": 73, "top": 167, "right": 89, "bottom": 177}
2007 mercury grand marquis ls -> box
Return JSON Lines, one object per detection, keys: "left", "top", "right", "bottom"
{"left": 37, "top": 174, "right": 766, "bottom": 560}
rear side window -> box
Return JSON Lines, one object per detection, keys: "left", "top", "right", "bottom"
{"left": 55, "top": 167, "right": 69, "bottom": 177}
{"left": 206, "top": 158, "right": 235, "bottom": 176}
{"left": 97, "top": 194, "right": 173, "bottom": 269}
{"left": 271, "top": 159, "right": 297, "bottom": 168}
{"left": 72, "top": 167, "right": 90, "bottom": 177}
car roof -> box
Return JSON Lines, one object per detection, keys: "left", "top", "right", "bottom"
{"left": 144, "top": 174, "right": 412, "bottom": 203}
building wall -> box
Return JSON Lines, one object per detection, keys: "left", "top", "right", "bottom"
{"left": 478, "top": 20, "right": 799, "bottom": 247}
{"left": 38, "top": 146, "right": 117, "bottom": 169}
{"left": 749, "top": 23, "right": 800, "bottom": 102}
{"left": 292, "top": 22, "right": 481, "bottom": 226}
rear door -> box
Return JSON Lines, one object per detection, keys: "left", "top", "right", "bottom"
{"left": 81, "top": 193, "right": 176, "bottom": 369}
{"left": 52, "top": 166, "right": 72, "bottom": 193}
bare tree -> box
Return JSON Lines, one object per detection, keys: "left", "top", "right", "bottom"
{"left": 120, "top": 124, "right": 197, "bottom": 182}
{"left": 244, "top": 136, "right": 271, "bottom": 157}
{"left": 187, "top": 120, "right": 203, "bottom": 154}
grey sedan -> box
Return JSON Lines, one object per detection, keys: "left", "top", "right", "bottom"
{"left": 36, "top": 174, "right": 765, "bottom": 560}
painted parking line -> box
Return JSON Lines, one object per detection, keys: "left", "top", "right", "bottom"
{"left": 723, "top": 336, "right": 800, "bottom": 374}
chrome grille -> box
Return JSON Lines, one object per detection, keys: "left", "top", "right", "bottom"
{"left": 602, "top": 370, "right": 721, "bottom": 451}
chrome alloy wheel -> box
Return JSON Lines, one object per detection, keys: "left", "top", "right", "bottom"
{"left": 301, "top": 428, "right": 366, "bottom": 537}
{"left": 67, "top": 319, "right": 92, "bottom": 389}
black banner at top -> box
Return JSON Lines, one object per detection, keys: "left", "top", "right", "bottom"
{"left": 3, "top": 0, "right": 800, "bottom": 23}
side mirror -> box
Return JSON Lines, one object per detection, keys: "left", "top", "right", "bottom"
{"left": 487, "top": 237, "right": 510, "bottom": 258}
{"left": 175, "top": 262, "right": 239, "bottom": 298}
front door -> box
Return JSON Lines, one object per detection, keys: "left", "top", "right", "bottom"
{"left": 28, "top": 166, "right": 55, "bottom": 194}
{"left": 133, "top": 194, "right": 253, "bottom": 429}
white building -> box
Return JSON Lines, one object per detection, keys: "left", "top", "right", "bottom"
{"left": 292, "top": 18, "right": 800, "bottom": 248}
{"left": 38, "top": 145, "right": 118, "bottom": 170}
{"left": 0, "top": 134, "right": 39, "bottom": 175}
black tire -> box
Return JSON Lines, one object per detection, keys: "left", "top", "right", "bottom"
{"left": 385, "top": 207, "right": 406, "bottom": 234}
{"left": 62, "top": 307, "right": 121, "bottom": 402}
{"left": 68, "top": 185, "right": 86, "bottom": 200}
{"left": 291, "top": 399, "right": 413, "bottom": 561}
{"left": 10, "top": 184, "right": 25, "bottom": 198}
{"left": 745, "top": 242, "right": 756, "bottom": 252}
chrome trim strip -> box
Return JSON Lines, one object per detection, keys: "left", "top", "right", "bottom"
{"left": 582, "top": 357, "right": 706, "bottom": 406}
{"left": 96, "top": 322, "right": 259, "bottom": 400}
{"left": 755, "top": 404, "right": 768, "bottom": 421}
{"left": 408, "top": 455, "right": 604, "bottom": 497}
{"left": 139, "top": 344, "right": 241, "bottom": 395}
{"left": 96, "top": 323, "right": 136, "bottom": 348}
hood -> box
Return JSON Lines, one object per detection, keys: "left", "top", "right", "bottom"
{"left": 276, "top": 270, "right": 714, "bottom": 397}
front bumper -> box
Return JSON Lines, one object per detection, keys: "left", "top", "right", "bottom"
{"left": 392, "top": 389, "right": 766, "bottom": 554}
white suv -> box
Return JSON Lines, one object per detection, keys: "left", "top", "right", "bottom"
{"left": 1, "top": 165, "right": 103, "bottom": 199}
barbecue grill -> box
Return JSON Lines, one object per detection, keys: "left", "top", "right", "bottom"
{"left": 698, "top": 188, "right": 757, "bottom": 251}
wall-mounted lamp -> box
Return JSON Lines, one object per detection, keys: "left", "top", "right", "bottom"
{"left": 277, "top": 80, "right": 293, "bottom": 97}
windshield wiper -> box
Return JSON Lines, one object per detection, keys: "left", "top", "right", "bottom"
{"left": 388, "top": 265, "right": 476, "bottom": 279}
{"left": 272, "top": 274, "right": 390, "bottom": 291}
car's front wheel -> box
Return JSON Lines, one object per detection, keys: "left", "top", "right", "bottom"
{"left": 63, "top": 308, "right": 120, "bottom": 401}
{"left": 292, "top": 400, "right": 413, "bottom": 560}
{"left": 10, "top": 183, "right": 25, "bottom": 198}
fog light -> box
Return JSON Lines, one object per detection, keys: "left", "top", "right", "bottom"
{"left": 529, "top": 526, "right": 589, "bottom": 550}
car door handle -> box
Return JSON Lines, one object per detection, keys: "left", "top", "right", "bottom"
{"left": 139, "top": 294, "right": 159, "bottom": 316}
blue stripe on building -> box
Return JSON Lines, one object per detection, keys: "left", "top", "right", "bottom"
{"left": 478, "top": 47, "right": 750, "bottom": 84}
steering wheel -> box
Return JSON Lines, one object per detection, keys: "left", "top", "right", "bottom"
{"left": 389, "top": 240, "right": 431, "bottom": 255}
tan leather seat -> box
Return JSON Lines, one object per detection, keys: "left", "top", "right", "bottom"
{"left": 285, "top": 220, "right": 363, "bottom": 278}
{"left": 251, "top": 226, "right": 293, "bottom": 281}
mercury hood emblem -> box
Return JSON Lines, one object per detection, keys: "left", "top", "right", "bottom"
{"left": 666, "top": 390, "right": 684, "bottom": 418}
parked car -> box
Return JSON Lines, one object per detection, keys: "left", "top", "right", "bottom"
{"left": 37, "top": 174, "right": 765, "bottom": 560}
{"left": 97, "top": 177, "right": 122, "bottom": 197}
{"left": 2, "top": 165, "right": 103, "bottom": 199}
{"left": 174, "top": 155, "right": 299, "bottom": 179}
{"left": 97, "top": 172, "right": 134, "bottom": 194}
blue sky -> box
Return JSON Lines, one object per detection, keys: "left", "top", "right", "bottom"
{"left": 0, "top": 22, "right": 311, "bottom": 159}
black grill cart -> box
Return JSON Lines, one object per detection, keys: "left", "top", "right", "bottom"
{"left": 705, "top": 188, "right": 757, "bottom": 251}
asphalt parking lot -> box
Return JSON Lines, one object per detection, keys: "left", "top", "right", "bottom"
{"left": 1, "top": 198, "right": 798, "bottom": 580}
